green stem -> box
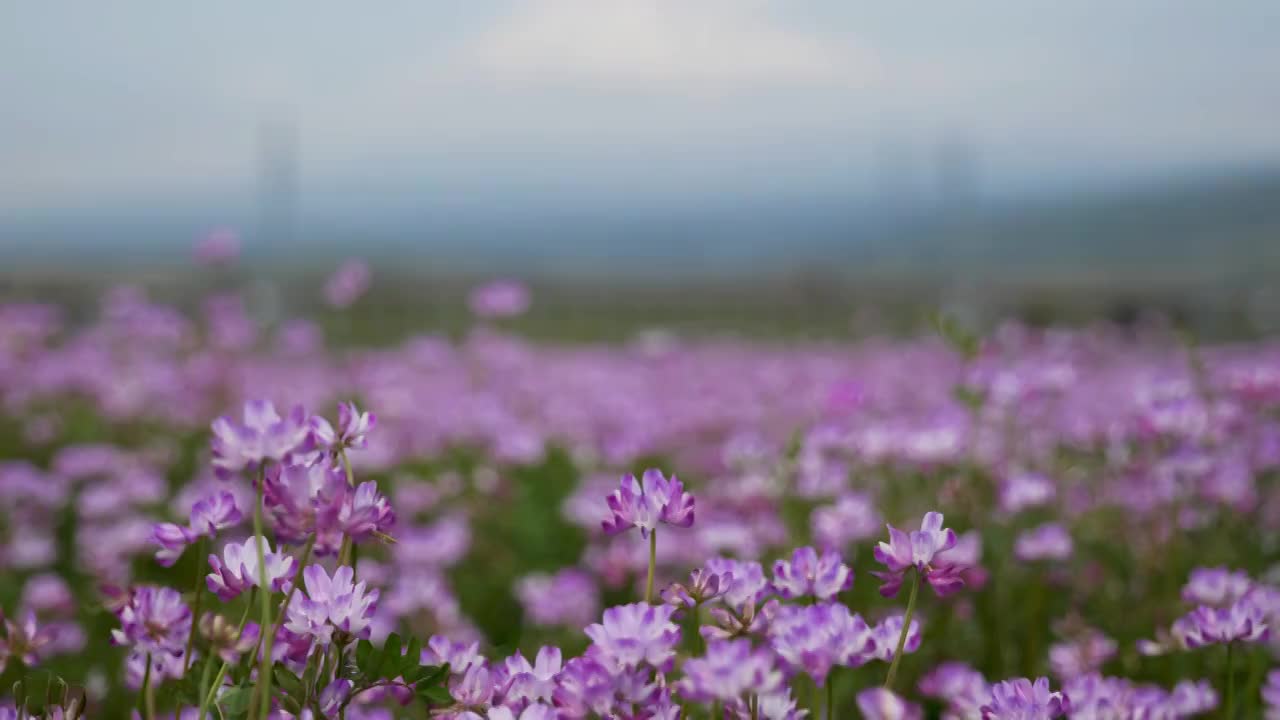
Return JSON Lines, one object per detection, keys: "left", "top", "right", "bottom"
{"left": 826, "top": 672, "right": 835, "bottom": 720}
{"left": 645, "top": 530, "right": 657, "bottom": 604}
{"left": 749, "top": 694, "right": 759, "bottom": 720}
{"left": 882, "top": 568, "right": 919, "bottom": 690}
{"left": 185, "top": 537, "right": 207, "bottom": 668}
{"left": 200, "top": 592, "right": 256, "bottom": 720}
{"left": 711, "top": 700, "right": 722, "bottom": 719}
{"left": 253, "top": 469, "right": 275, "bottom": 720}
{"left": 140, "top": 654, "right": 155, "bottom": 720}
{"left": 1225, "top": 642, "right": 1235, "bottom": 720}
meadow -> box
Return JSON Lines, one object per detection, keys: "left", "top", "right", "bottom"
{"left": 0, "top": 254, "right": 1278, "bottom": 718}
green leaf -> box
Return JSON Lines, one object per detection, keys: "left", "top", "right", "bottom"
{"left": 417, "top": 683, "right": 454, "bottom": 707}
{"left": 273, "top": 666, "right": 305, "bottom": 702}
{"left": 379, "top": 633, "right": 403, "bottom": 679}
{"left": 401, "top": 636, "right": 422, "bottom": 675}
{"left": 217, "top": 686, "right": 253, "bottom": 719}
{"left": 401, "top": 663, "right": 446, "bottom": 685}
{"left": 355, "top": 639, "right": 378, "bottom": 679}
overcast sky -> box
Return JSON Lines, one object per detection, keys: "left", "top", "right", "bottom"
{"left": 3, "top": 1, "right": 1278, "bottom": 213}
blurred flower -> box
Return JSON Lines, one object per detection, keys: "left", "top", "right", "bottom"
{"left": 771, "top": 546, "right": 853, "bottom": 601}
{"left": 198, "top": 613, "right": 259, "bottom": 664}
{"left": 919, "top": 661, "right": 989, "bottom": 718}
{"left": 856, "top": 688, "right": 923, "bottom": 720}
{"left": 980, "top": 677, "right": 1068, "bottom": 719}
{"left": 1000, "top": 472, "right": 1056, "bottom": 514}
{"left": 211, "top": 400, "right": 311, "bottom": 478}
{"left": 1047, "top": 628, "right": 1116, "bottom": 679}
{"left": 552, "top": 654, "right": 661, "bottom": 719}
{"left": 868, "top": 613, "right": 922, "bottom": 662}
{"left": 811, "top": 492, "right": 881, "bottom": 550}
{"left": 678, "top": 639, "right": 781, "bottom": 704}
{"left": 601, "top": 469, "right": 695, "bottom": 539}
{"left": 1014, "top": 523, "right": 1074, "bottom": 563}
{"left": 768, "top": 602, "right": 872, "bottom": 686}
{"left": 312, "top": 401, "right": 377, "bottom": 452}
{"left": 469, "top": 280, "right": 530, "bottom": 319}
{"left": 1171, "top": 598, "right": 1269, "bottom": 648}
{"left": 0, "top": 609, "right": 59, "bottom": 671}
{"left": 324, "top": 259, "right": 372, "bottom": 309}
{"left": 516, "top": 569, "right": 600, "bottom": 629}
{"left": 193, "top": 228, "right": 240, "bottom": 265}
{"left": 1182, "top": 566, "right": 1253, "bottom": 607}
{"left": 500, "top": 646, "right": 562, "bottom": 707}
{"left": 662, "top": 566, "right": 733, "bottom": 609}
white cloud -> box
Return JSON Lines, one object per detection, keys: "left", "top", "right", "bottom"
{"left": 458, "top": 0, "right": 875, "bottom": 91}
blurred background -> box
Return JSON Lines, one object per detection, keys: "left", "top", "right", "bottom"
{"left": 2, "top": 2, "right": 1278, "bottom": 340}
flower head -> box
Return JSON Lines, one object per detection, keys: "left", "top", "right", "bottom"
{"left": 284, "top": 565, "right": 379, "bottom": 645}
{"left": 1182, "top": 567, "right": 1253, "bottom": 607}
{"left": 311, "top": 402, "right": 377, "bottom": 452}
{"left": 662, "top": 566, "right": 733, "bottom": 610}
{"left": 324, "top": 259, "right": 371, "bottom": 309}
{"left": 980, "top": 677, "right": 1069, "bottom": 719}
{"left": 1014, "top": 523, "right": 1073, "bottom": 563}
{"left": 868, "top": 613, "right": 922, "bottom": 662}
{"left": 677, "top": 639, "right": 782, "bottom": 704}
{"left": 1171, "top": 598, "right": 1269, "bottom": 648}
{"left": 768, "top": 602, "right": 873, "bottom": 687}
{"left": 771, "top": 546, "right": 853, "bottom": 601}
{"left": 872, "top": 511, "right": 965, "bottom": 597}
{"left": 211, "top": 400, "right": 311, "bottom": 478}
{"left": 601, "top": 469, "right": 695, "bottom": 538}
{"left": 110, "top": 586, "right": 191, "bottom": 658}
{"left": 0, "top": 610, "right": 60, "bottom": 672}
{"left": 583, "top": 603, "right": 681, "bottom": 670}
{"left": 206, "top": 536, "right": 297, "bottom": 601}
{"left": 856, "top": 688, "right": 923, "bottom": 720}
{"left": 516, "top": 569, "right": 600, "bottom": 629}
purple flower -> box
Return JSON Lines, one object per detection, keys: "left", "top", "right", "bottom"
{"left": 601, "top": 469, "right": 695, "bottom": 538}
{"left": 868, "top": 613, "right": 922, "bottom": 662}
{"left": 768, "top": 602, "right": 873, "bottom": 686}
{"left": 1182, "top": 567, "right": 1254, "bottom": 607}
{"left": 980, "top": 677, "right": 1069, "bottom": 719}
{"left": 500, "top": 645, "right": 562, "bottom": 707}
{"left": 211, "top": 400, "right": 312, "bottom": 478}
{"left": 1171, "top": 598, "right": 1269, "bottom": 648}
{"left": 311, "top": 402, "right": 377, "bottom": 452}
{"left": 771, "top": 546, "right": 854, "bottom": 601}
{"left": 324, "top": 259, "right": 371, "bottom": 309}
{"left": 110, "top": 586, "right": 191, "bottom": 658}
{"left": 188, "top": 490, "right": 242, "bottom": 537}
{"left": 856, "top": 688, "right": 923, "bottom": 720}
{"left": 284, "top": 565, "right": 379, "bottom": 645}
{"left": 469, "top": 279, "right": 531, "bottom": 318}
{"left": 919, "top": 661, "right": 990, "bottom": 717}
{"left": 872, "top": 511, "right": 965, "bottom": 597}
{"left": 338, "top": 481, "right": 396, "bottom": 543}
{"left": 704, "top": 557, "right": 769, "bottom": 610}
{"left": 552, "top": 654, "right": 662, "bottom": 719}
{"left": 423, "top": 635, "right": 483, "bottom": 674}
{"left": 811, "top": 492, "right": 882, "bottom": 550}
{"left": 0, "top": 609, "right": 59, "bottom": 671}
{"left": 1263, "top": 669, "right": 1280, "bottom": 716}
{"left": 662, "top": 566, "right": 733, "bottom": 609}
{"left": 583, "top": 602, "right": 681, "bottom": 669}
{"left": 1047, "top": 629, "right": 1116, "bottom": 679}
{"left": 150, "top": 490, "right": 244, "bottom": 567}
{"left": 264, "top": 462, "right": 348, "bottom": 554}
{"left": 317, "top": 678, "right": 354, "bottom": 717}
{"left": 206, "top": 536, "right": 297, "bottom": 601}
{"left": 1014, "top": 523, "right": 1074, "bottom": 563}
{"left": 999, "top": 472, "right": 1056, "bottom": 514}
{"left": 677, "top": 639, "right": 782, "bottom": 704}
{"left": 1062, "top": 674, "right": 1217, "bottom": 718}
{"left": 517, "top": 570, "right": 600, "bottom": 628}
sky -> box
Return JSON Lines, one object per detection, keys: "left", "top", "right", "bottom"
{"left": 2, "top": 1, "right": 1279, "bottom": 215}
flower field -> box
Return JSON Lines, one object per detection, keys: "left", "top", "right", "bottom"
{"left": 1, "top": 272, "right": 1279, "bottom": 719}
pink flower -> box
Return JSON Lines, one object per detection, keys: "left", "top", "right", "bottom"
{"left": 205, "top": 536, "right": 297, "bottom": 601}
{"left": 284, "top": 565, "right": 379, "bottom": 645}
{"left": 771, "top": 546, "right": 854, "bottom": 601}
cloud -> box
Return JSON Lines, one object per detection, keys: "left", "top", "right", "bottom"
{"left": 457, "top": 0, "right": 875, "bottom": 92}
